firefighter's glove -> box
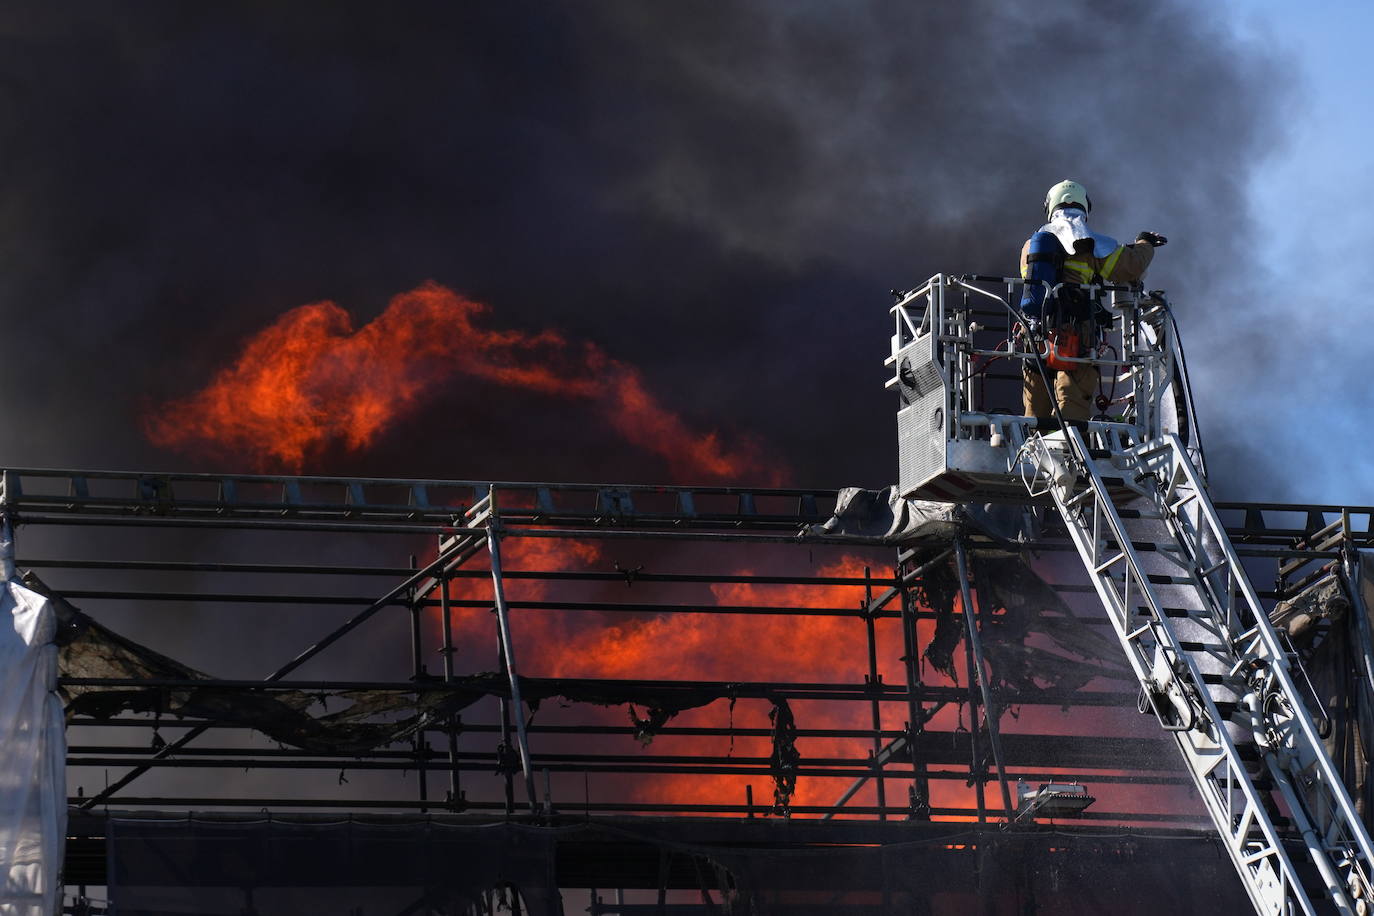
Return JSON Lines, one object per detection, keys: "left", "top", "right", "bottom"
{"left": 1136, "top": 231, "right": 1167, "bottom": 248}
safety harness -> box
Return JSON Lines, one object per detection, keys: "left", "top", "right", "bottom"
{"left": 1023, "top": 231, "right": 1117, "bottom": 370}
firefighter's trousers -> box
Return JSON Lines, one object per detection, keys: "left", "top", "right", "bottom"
{"left": 1022, "top": 360, "right": 1098, "bottom": 422}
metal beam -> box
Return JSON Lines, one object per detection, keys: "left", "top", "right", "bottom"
{"left": 486, "top": 491, "right": 539, "bottom": 813}
{"left": 77, "top": 529, "right": 488, "bottom": 808}
{"left": 954, "top": 539, "right": 1014, "bottom": 819}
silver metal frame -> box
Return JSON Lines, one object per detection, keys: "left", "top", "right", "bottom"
{"left": 886, "top": 272, "right": 1374, "bottom": 913}
{"left": 1024, "top": 427, "right": 1374, "bottom": 915}
{"left": 887, "top": 274, "right": 1179, "bottom": 501}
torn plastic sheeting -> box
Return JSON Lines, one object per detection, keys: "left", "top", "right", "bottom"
{"left": 917, "top": 553, "right": 962, "bottom": 681}
{"left": 806, "top": 487, "right": 963, "bottom": 542}
{"left": 36, "top": 569, "right": 471, "bottom": 756}
{"left": 806, "top": 486, "right": 1032, "bottom": 545}
{"left": 104, "top": 816, "right": 1251, "bottom": 915}
{"left": 46, "top": 560, "right": 801, "bottom": 810}
{"left": 42, "top": 569, "right": 780, "bottom": 757}
{"left": 0, "top": 579, "right": 65, "bottom": 916}
{"left": 106, "top": 817, "right": 563, "bottom": 916}
{"left": 972, "top": 552, "right": 1132, "bottom": 693}
{"left": 921, "top": 551, "right": 1131, "bottom": 699}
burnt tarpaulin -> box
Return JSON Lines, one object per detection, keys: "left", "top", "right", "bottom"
{"left": 40, "top": 560, "right": 485, "bottom": 755}
{"left": 39, "top": 571, "right": 744, "bottom": 751}
{"left": 0, "top": 578, "right": 65, "bottom": 916}
{"left": 919, "top": 549, "right": 1129, "bottom": 696}
{"left": 712, "top": 831, "right": 1248, "bottom": 915}
{"left": 103, "top": 817, "right": 1251, "bottom": 916}
{"left": 806, "top": 487, "right": 963, "bottom": 542}
{"left": 917, "top": 554, "right": 962, "bottom": 681}
{"left": 806, "top": 487, "right": 1034, "bottom": 545}
{"left": 44, "top": 571, "right": 809, "bottom": 806}
{"left": 971, "top": 552, "right": 1132, "bottom": 698}
{"left": 576, "top": 821, "right": 1249, "bottom": 915}
{"left": 106, "top": 817, "right": 561, "bottom": 916}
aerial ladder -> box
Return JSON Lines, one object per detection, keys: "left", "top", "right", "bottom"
{"left": 888, "top": 275, "right": 1374, "bottom": 915}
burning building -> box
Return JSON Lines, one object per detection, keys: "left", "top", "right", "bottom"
{"left": 0, "top": 4, "right": 1349, "bottom": 913}
{"left": 0, "top": 275, "right": 1369, "bottom": 915}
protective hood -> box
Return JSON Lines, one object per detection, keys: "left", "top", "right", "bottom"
{"left": 1041, "top": 208, "right": 1119, "bottom": 258}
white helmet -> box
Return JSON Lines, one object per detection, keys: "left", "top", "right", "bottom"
{"left": 1044, "top": 179, "right": 1091, "bottom": 218}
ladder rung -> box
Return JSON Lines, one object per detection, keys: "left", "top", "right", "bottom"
{"left": 1198, "top": 558, "right": 1230, "bottom": 577}
{"left": 1138, "top": 606, "right": 1194, "bottom": 618}
{"left": 1028, "top": 428, "right": 1367, "bottom": 907}
{"left": 1126, "top": 622, "right": 1152, "bottom": 640}
{"left": 1170, "top": 492, "right": 1198, "bottom": 512}
{"left": 1094, "top": 553, "right": 1125, "bottom": 574}
{"left": 1065, "top": 488, "right": 1095, "bottom": 509}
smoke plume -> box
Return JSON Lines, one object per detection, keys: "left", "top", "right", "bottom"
{"left": 0, "top": 0, "right": 1293, "bottom": 805}
{"left": 0, "top": 1, "right": 1287, "bottom": 493}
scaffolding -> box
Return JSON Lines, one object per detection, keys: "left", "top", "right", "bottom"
{"left": 0, "top": 273, "right": 1358, "bottom": 913}
{"left": 0, "top": 465, "right": 1365, "bottom": 911}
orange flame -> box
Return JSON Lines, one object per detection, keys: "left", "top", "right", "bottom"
{"left": 435, "top": 539, "right": 1173, "bottom": 822}
{"left": 437, "top": 540, "right": 944, "bottom": 813}
{"left": 145, "top": 282, "right": 780, "bottom": 482}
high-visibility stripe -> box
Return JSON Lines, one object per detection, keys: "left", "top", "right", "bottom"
{"left": 1062, "top": 244, "right": 1122, "bottom": 284}
{"left": 1099, "top": 245, "right": 1123, "bottom": 280}
{"left": 1062, "top": 259, "right": 1094, "bottom": 282}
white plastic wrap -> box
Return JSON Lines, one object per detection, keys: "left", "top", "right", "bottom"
{"left": 0, "top": 580, "right": 65, "bottom": 916}
{"left": 806, "top": 487, "right": 1032, "bottom": 544}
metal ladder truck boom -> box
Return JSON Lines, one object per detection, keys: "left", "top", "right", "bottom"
{"left": 887, "top": 275, "right": 1374, "bottom": 915}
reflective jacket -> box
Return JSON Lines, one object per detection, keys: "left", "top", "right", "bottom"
{"left": 1019, "top": 216, "right": 1154, "bottom": 320}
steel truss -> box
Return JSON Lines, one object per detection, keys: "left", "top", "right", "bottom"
{"left": 1027, "top": 430, "right": 1374, "bottom": 914}
{"left": 4, "top": 466, "right": 1368, "bottom": 900}
{"left": 882, "top": 272, "right": 1374, "bottom": 915}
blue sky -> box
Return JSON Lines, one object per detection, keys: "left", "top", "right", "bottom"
{"left": 1229, "top": 1, "right": 1373, "bottom": 268}
{"left": 1180, "top": 2, "right": 1374, "bottom": 504}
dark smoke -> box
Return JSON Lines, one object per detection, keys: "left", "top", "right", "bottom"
{"left": 4, "top": 5, "right": 1306, "bottom": 847}
{"left": 0, "top": 2, "right": 1285, "bottom": 492}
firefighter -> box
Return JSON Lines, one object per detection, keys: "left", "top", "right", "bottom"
{"left": 1019, "top": 179, "right": 1166, "bottom": 421}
